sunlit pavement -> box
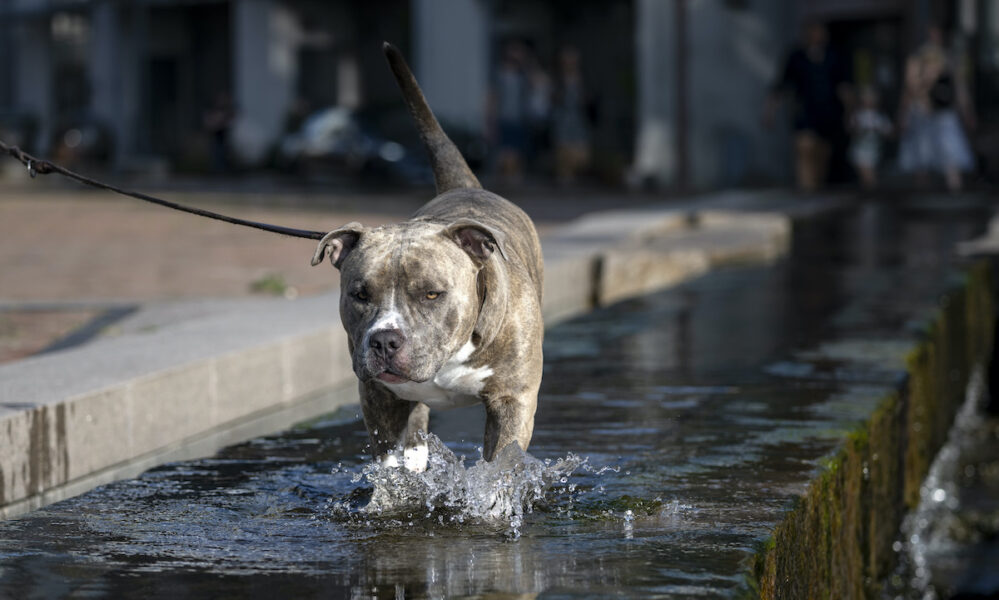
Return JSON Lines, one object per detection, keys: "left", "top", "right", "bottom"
{"left": 0, "top": 182, "right": 661, "bottom": 361}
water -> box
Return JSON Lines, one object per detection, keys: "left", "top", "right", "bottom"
{"left": 0, "top": 200, "right": 989, "bottom": 598}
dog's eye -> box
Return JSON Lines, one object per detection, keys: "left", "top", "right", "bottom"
{"left": 425, "top": 291, "right": 442, "bottom": 300}
{"left": 354, "top": 290, "right": 369, "bottom": 302}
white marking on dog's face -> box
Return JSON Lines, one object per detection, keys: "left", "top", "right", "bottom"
{"left": 362, "top": 287, "right": 404, "bottom": 351}
{"left": 381, "top": 339, "right": 492, "bottom": 409}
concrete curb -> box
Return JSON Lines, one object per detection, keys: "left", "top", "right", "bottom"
{"left": 746, "top": 261, "right": 996, "bottom": 598}
{"left": 0, "top": 190, "right": 820, "bottom": 518}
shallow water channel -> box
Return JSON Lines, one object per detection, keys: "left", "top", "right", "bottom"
{"left": 0, "top": 200, "right": 988, "bottom": 598}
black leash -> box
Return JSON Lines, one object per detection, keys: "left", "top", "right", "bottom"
{"left": 0, "top": 138, "right": 328, "bottom": 240}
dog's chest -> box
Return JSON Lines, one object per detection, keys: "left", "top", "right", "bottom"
{"left": 383, "top": 342, "right": 492, "bottom": 409}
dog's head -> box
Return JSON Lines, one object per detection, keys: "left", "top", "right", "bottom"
{"left": 311, "top": 218, "right": 505, "bottom": 383}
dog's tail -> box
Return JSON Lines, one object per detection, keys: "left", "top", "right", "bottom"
{"left": 383, "top": 42, "right": 481, "bottom": 194}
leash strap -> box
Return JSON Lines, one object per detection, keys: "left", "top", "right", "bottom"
{"left": 0, "top": 139, "right": 327, "bottom": 241}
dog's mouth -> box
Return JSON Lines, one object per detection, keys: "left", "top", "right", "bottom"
{"left": 372, "top": 361, "right": 426, "bottom": 384}
{"left": 363, "top": 351, "right": 433, "bottom": 385}
{"left": 373, "top": 366, "right": 435, "bottom": 385}
{"left": 376, "top": 369, "right": 409, "bottom": 384}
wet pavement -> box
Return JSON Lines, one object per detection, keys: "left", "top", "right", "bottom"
{"left": 0, "top": 198, "right": 991, "bottom": 598}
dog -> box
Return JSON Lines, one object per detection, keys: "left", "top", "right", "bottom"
{"left": 311, "top": 43, "right": 543, "bottom": 472}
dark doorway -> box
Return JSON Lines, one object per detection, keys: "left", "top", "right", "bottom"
{"left": 146, "top": 56, "right": 180, "bottom": 155}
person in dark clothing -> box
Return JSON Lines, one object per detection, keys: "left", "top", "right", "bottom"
{"left": 764, "top": 21, "right": 852, "bottom": 191}
{"left": 487, "top": 40, "right": 530, "bottom": 184}
{"left": 203, "top": 92, "right": 237, "bottom": 173}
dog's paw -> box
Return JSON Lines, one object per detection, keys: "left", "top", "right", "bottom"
{"left": 379, "top": 453, "right": 401, "bottom": 469}
{"left": 403, "top": 443, "right": 428, "bottom": 473}
{"left": 378, "top": 444, "right": 428, "bottom": 473}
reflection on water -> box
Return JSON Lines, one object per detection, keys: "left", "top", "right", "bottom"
{"left": 0, "top": 200, "right": 989, "bottom": 598}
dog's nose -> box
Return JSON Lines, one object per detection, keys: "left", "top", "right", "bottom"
{"left": 370, "top": 329, "right": 405, "bottom": 359}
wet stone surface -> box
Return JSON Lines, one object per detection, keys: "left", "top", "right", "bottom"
{"left": 0, "top": 200, "right": 988, "bottom": 599}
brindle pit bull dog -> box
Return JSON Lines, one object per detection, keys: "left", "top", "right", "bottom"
{"left": 311, "top": 43, "right": 543, "bottom": 472}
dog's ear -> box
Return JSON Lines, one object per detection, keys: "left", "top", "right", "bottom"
{"left": 445, "top": 219, "right": 508, "bottom": 263}
{"left": 311, "top": 222, "right": 365, "bottom": 269}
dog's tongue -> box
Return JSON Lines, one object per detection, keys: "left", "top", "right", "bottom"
{"left": 377, "top": 371, "right": 408, "bottom": 384}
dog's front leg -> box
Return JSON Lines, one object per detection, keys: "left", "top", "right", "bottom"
{"left": 483, "top": 394, "right": 537, "bottom": 461}
{"left": 359, "top": 381, "right": 430, "bottom": 471}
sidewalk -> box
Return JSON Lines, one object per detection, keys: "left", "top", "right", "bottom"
{"left": 0, "top": 184, "right": 660, "bottom": 362}
{"left": 0, "top": 189, "right": 405, "bottom": 362}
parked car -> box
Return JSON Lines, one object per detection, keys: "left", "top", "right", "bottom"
{"left": 275, "top": 106, "right": 433, "bottom": 186}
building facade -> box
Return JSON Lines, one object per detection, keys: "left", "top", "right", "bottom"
{"left": 0, "top": 0, "right": 993, "bottom": 187}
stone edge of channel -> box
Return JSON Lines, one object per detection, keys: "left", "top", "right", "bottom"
{"left": 743, "top": 260, "right": 996, "bottom": 598}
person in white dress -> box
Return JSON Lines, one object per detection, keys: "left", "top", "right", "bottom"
{"left": 897, "top": 26, "right": 976, "bottom": 191}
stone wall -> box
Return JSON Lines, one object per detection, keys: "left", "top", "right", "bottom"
{"left": 747, "top": 261, "right": 995, "bottom": 599}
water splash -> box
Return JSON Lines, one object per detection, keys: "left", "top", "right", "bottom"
{"left": 327, "top": 434, "right": 586, "bottom": 536}
{"left": 885, "top": 367, "right": 987, "bottom": 599}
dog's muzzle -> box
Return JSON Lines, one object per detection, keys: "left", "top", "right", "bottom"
{"left": 368, "top": 329, "right": 410, "bottom": 383}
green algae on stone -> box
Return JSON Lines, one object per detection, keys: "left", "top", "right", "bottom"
{"left": 746, "top": 261, "right": 995, "bottom": 599}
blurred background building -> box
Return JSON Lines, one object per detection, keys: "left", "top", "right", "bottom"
{"left": 0, "top": 0, "right": 996, "bottom": 189}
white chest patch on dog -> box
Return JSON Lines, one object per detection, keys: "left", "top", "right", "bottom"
{"left": 382, "top": 340, "right": 492, "bottom": 409}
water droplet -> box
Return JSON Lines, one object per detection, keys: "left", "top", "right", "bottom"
{"left": 931, "top": 488, "right": 946, "bottom": 502}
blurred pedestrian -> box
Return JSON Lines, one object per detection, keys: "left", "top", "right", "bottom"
{"left": 203, "top": 92, "right": 236, "bottom": 173}
{"left": 552, "top": 45, "right": 591, "bottom": 185}
{"left": 488, "top": 40, "right": 529, "bottom": 184}
{"left": 897, "top": 26, "right": 975, "bottom": 192}
{"left": 764, "top": 21, "right": 852, "bottom": 191}
{"left": 849, "top": 86, "right": 893, "bottom": 190}
{"left": 524, "top": 52, "right": 553, "bottom": 173}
